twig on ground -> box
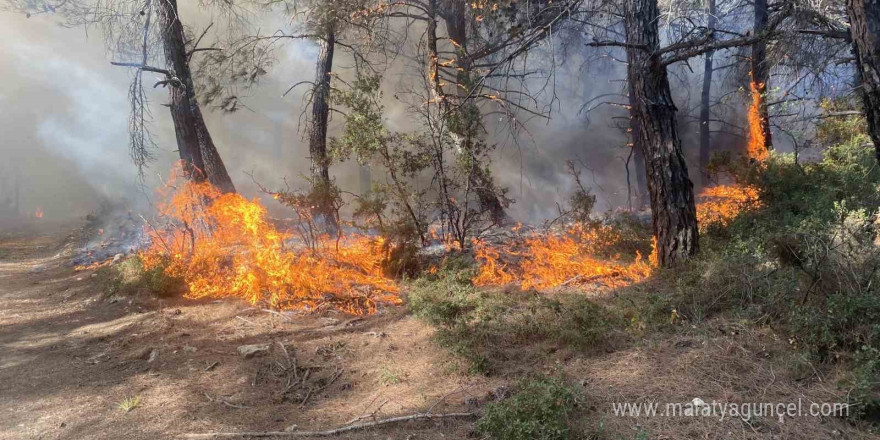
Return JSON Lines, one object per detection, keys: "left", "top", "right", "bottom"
{"left": 426, "top": 384, "right": 469, "bottom": 414}
{"left": 299, "top": 366, "right": 343, "bottom": 408}
{"left": 180, "top": 412, "right": 478, "bottom": 439}
{"left": 343, "top": 399, "right": 389, "bottom": 425}
{"left": 263, "top": 309, "right": 293, "bottom": 321}
{"left": 203, "top": 392, "right": 248, "bottom": 409}
{"left": 236, "top": 316, "right": 258, "bottom": 326}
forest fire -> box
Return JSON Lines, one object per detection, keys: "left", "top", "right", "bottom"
{"left": 695, "top": 184, "right": 762, "bottom": 229}
{"left": 472, "top": 224, "right": 654, "bottom": 290}
{"left": 139, "top": 169, "right": 400, "bottom": 315}
{"left": 34, "top": 208, "right": 43, "bottom": 219}
{"left": 747, "top": 78, "right": 769, "bottom": 162}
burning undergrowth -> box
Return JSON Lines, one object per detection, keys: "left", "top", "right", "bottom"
{"left": 79, "top": 162, "right": 763, "bottom": 316}
{"left": 138, "top": 168, "right": 400, "bottom": 315}
{"left": 695, "top": 184, "right": 763, "bottom": 231}
{"left": 468, "top": 183, "right": 762, "bottom": 292}
{"left": 472, "top": 221, "right": 656, "bottom": 291}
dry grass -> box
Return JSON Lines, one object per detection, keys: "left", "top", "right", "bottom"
{"left": 565, "top": 319, "right": 870, "bottom": 439}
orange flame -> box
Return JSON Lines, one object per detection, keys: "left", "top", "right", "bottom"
{"left": 695, "top": 184, "right": 762, "bottom": 230}
{"left": 473, "top": 224, "right": 653, "bottom": 290}
{"left": 34, "top": 208, "right": 43, "bottom": 219}
{"left": 74, "top": 258, "right": 114, "bottom": 271}
{"left": 747, "top": 77, "right": 768, "bottom": 162}
{"left": 139, "top": 167, "right": 400, "bottom": 315}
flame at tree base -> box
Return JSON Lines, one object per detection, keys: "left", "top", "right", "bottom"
{"left": 140, "top": 168, "right": 400, "bottom": 315}
{"left": 473, "top": 183, "right": 762, "bottom": 291}
{"left": 747, "top": 78, "right": 769, "bottom": 163}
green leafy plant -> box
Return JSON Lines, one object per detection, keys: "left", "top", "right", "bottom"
{"left": 408, "top": 267, "right": 624, "bottom": 374}
{"left": 476, "top": 375, "right": 579, "bottom": 440}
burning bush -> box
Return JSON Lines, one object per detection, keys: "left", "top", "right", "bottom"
{"left": 695, "top": 184, "right": 763, "bottom": 231}
{"left": 140, "top": 168, "right": 401, "bottom": 315}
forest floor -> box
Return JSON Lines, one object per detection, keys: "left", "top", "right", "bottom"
{"left": 0, "top": 221, "right": 875, "bottom": 440}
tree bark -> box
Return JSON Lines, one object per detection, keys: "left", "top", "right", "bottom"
{"left": 751, "top": 0, "right": 773, "bottom": 151}
{"left": 627, "top": 81, "right": 649, "bottom": 209}
{"left": 847, "top": 0, "right": 880, "bottom": 162}
{"left": 699, "top": 0, "right": 716, "bottom": 185}
{"left": 156, "top": 0, "right": 235, "bottom": 193}
{"left": 308, "top": 22, "right": 337, "bottom": 226}
{"left": 441, "top": 0, "right": 508, "bottom": 224}
{"left": 625, "top": 0, "right": 699, "bottom": 266}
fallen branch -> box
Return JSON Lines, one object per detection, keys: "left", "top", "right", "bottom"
{"left": 263, "top": 308, "right": 293, "bottom": 321}
{"left": 560, "top": 272, "right": 621, "bottom": 287}
{"left": 343, "top": 399, "right": 389, "bottom": 426}
{"left": 180, "top": 412, "right": 477, "bottom": 439}
{"left": 203, "top": 392, "right": 248, "bottom": 409}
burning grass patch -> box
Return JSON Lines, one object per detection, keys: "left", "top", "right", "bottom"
{"left": 471, "top": 223, "right": 655, "bottom": 291}
{"left": 139, "top": 169, "right": 401, "bottom": 315}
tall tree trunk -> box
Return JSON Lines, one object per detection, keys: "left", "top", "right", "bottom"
{"left": 156, "top": 0, "right": 235, "bottom": 193}
{"left": 308, "top": 22, "right": 337, "bottom": 226}
{"left": 441, "top": 0, "right": 507, "bottom": 224}
{"left": 625, "top": 0, "right": 699, "bottom": 266}
{"left": 699, "top": 0, "right": 717, "bottom": 185}
{"left": 751, "top": 0, "right": 773, "bottom": 151}
{"left": 847, "top": 0, "right": 880, "bottom": 162}
{"left": 627, "top": 82, "right": 649, "bottom": 209}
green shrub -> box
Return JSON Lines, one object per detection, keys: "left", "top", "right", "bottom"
{"left": 846, "top": 348, "right": 880, "bottom": 421}
{"left": 408, "top": 268, "right": 624, "bottom": 374}
{"left": 815, "top": 98, "right": 869, "bottom": 147}
{"left": 99, "top": 256, "right": 183, "bottom": 298}
{"left": 476, "top": 375, "right": 579, "bottom": 440}
{"left": 692, "top": 134, "right": 880, "bottom": 421}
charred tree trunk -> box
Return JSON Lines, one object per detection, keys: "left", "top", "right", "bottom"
{"left": 156, "top": 0, "right": 235, "bottom": 193}
{"left": 699, "top": 0, "right": 717, "bottom": 185}
{"left": 308, "top": 22, "right": 337, "bottom": 227}
{"left": 625, "top": 0, "right": 699, "bottom": 266}
{"left": 751, "top": 0, "right": 773, "bottom": 151}
{"left": 847, "top": 0, "right": 880, "bottom": 162}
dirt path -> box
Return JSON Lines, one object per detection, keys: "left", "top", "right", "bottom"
{"left": 0, "top": 226, "right": 493, "bottom": 440}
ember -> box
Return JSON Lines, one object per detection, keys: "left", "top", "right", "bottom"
{"left": 139, "top": 167, "right": 401, "bottom": 315}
